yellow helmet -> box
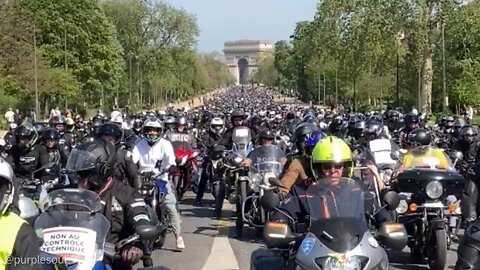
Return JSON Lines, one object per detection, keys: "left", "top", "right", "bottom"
{"left": 312, "top": 136, "right": 352, "bottom": 164}
{"left": 311, "top": 136, "right": 353, "bottom": 178}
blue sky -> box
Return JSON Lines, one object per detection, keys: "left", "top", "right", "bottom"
{"left": 165, "top": 0, "right": 319, "bottom": 52}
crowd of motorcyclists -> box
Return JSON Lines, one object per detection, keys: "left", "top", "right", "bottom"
{"left": 2, "top": 85, "right": 480, "bottom": 269}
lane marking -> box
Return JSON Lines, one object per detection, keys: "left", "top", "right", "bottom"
{"left": 202, "top": 201, "right": 240, "bottom": 270}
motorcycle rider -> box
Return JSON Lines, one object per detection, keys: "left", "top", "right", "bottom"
{"left": 195, "top": 117, "right": 225, "bottom": 205}
{"left": 49, "top": 115, "right": 74, "bottom": 153}
{"left": 277, "top": 128, "right": 325, "bottom": 199}
{"left": 221, "top": 108, "right": 256, "bottom": 149}
{"left": 399, "top": 112, "right": 420, "bottom": 148}
{"left": 272, "top": 136, "right": 389, "bottom": 230}
{"left": 97, "top": 123, "right": 142, "bottom": 190}
{"left": 131, "top": 117, "right": 185, "bottom": 250}
{"left": 67, "top": 139, "right": 151, "bottom": 269}
{"left": 164, "top": 115, "right": 197, "bottom": 198}
{"left": 452, "top": 125, "right": 479, "bottom": 165}
{"left": 73, "top": 114, "right": 88, "bottom": 142}
{"left": 241, "top": 130, "right": 287, "bottom": 167}
{"left": 0, "top": 157, "right": 42, "bottom": 270}
{"left": 7, "top": 123, "right": 50, "bottom": 180}
{"left": 41, "top": 128, "right": 68, "bottom": 168}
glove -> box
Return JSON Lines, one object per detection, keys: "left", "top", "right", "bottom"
{"left": 278, "top": 191, "right": 288, "bottom": 201}
{"left": 121, "top": 245, "right": 143, "bottom": 264}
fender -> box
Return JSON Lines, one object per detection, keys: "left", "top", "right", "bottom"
{"left": 427, "top": 217, "right": 446, "bottom": 241}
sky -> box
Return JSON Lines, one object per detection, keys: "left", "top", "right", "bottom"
{"left": 165, "top": 0, "right": 319, "bottom": 53}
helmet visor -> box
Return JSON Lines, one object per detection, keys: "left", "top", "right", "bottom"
{"left": 66, "top": 149, "right": 97, "bottom": 173}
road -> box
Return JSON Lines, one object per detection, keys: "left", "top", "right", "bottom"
{"left": 145, "top": 191, "right": 460, "bottom": 270}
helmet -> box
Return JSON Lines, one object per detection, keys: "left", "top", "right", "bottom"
{"left": 408, "top": 128, "right": 432, "bottom": 146}
{"left": 33, "top": 122, "right": 47, "bottom": 137}
{"left": 258, "top": 130, "right": 275, "bottom": 142}
{"left": 42, "top": 128, "right": 60, "bottom": 141}
{"left": 304, "top": 131, "right": 326, "bottom": 156}
{"left": 164, "top": 116, "right": 175, "bottom": 131}
{"left": 14, "top": 123, "right": 38, "bottom": 149}
{"left": 364, "top": 120, "right": 383, "bottom": 140}
{"left": 286, "top": 111, "right": 296, "bottom": 120}
{"left": 176, "top": 116, "right": 188, "bottom": 126}
{"left": 460, "top": 125, "right": 478, "bottom": 144}
{"left": 404, "top": 113, "right": 419, "bottom": 124}
{"left": 97, "top": 123, "right": 123, "bottom": 146}
{"left": 445, "top": 116, "right": 455, "bottom": 128}
{"left": 231, "top": 109, "right": 246, "bottom": 121}
{"left": 311, "top": 136, "right": 353, "bottom": 178}
{"left": 66, "top": 140, "right": 116, "bottom": 189}
{"left": 0, "top": 158, "right": 15, "bottom": 215}
{"left": 132, "top": 118, "right": 143, "bottom": 133}
{"left": 142, "top": 117, "right": 163, "bottom": 145}
{"left": 294, "top": 122, "right": 321, "bottom": 151}
{"left": 210, "top": 117, "right": 225, "bottom": 135}
{"left": 49, "top": 116, "right": 66, "bottom": 133}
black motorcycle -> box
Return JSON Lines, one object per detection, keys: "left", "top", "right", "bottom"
{"left": 392, "top": 146, "right": 465, "bottom": 270}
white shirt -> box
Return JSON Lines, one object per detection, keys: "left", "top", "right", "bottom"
{"left": 132, "top": 137, "right": 176, "bottom": 180}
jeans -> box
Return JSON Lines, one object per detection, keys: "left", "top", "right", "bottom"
{"left": 163, "top": 180, "right": 181, "bottom": 235}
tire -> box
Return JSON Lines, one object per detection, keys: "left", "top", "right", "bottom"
{"left": 154, "top": 229, "right": 167, "bottom": 249}
{"left": 427, "top": 229, "right": 447, "bottom": 270}
{"left": 236, "top": 181, "right": 247, "bottom": 238}
{"left": 214, "top": 182, "right": 225, "bottom": 217}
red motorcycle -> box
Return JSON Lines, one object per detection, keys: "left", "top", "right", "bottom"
{"left": 171, "top": 148, "right": 199, "bottom": 200}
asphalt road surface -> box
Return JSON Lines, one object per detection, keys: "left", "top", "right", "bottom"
{"left": 145, "top": 192, "right": 460, "bottom": 270}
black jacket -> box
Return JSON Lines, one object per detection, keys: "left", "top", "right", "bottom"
{"left": 8, "top": 144, "right": 49, "bottom": 179}
{"left": 200, "top": 130, "right": 223, "bottom": 152}
{"left": 100, "top": 179, "right": 151, "bottom": 243}
{"left": 115, "top": 147, "right": 142, "bottom": 189}
{"left": 7, "top": 223, "right": 42, "bottom": 270}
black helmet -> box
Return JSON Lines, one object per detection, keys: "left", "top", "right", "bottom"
{"left": 66, "top": 140, "right": 116, "bottom": 189}
{"left": 286, "top": 111, "right": 296, "bottom": 120}
{"left": 14, "top": 123, "right": 38, "bottom": 149}
{"left": 408, "top": 128, "right": 432, "bottom": 146}
{"left": 404, "top": 113, "right": 419, "bottom": 124}
{"left": 33, "top": 122, "right": 48, "bottom": 137}
{"left": 97, "top": 123, "right": 123, "bottom": 146}
{"left": 294, "top": 122, "right": 321, "bottom": 151}
{"left": 231, "top": 109, "right": 246, "bottom": 120}
{"left": 258, "top": 129, "right": 275, "bottom": 141}
{"left": 364, "top": 120, "right": 383, "bottom": 140}
{"left": 42, "top": 128, "right": 60, "bottom": 141}
{"left": 460, "top": 125, "right": 478, "bottom": 143}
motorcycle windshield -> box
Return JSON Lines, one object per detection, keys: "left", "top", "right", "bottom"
{"left": 368, "top": 139, "right": 398, "bottom": 167}
{"left": 168, "top": 132, "right": 193, "bottom": 151}
{"left": 307, "top": 178, "right": 368, "bottom": 253}
{"left": 34, "top": 189, "right": 110, "bottom": 269}
{"left": 248, "top": 145, "right": 285, "bottom": 175}
{"left": 402, "top": 146, "right": 454, "bottom": 171}
{"left": 232, "top": 127, "right": 252, "bottom": 157}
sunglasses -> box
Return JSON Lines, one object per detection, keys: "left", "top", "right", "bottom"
{"left": 321, "top": 163, "right": 344, "bottom": 170}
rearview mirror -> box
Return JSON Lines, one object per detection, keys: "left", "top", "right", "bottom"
{"left": 382, "top": 191, "right": 400, "bottom": 210}
{"left": 390, "top": 151, "right": 400, "bottom": 161}
{"left": 136, "top": 225, "right": 159, "bottom": 241}
{"left": 260, "top": 191, "right": 280, "bottom": 211}
{"left": 377, "top": 222, "right": 408, "bottom": 251}
{"left": 263, "top": 222, "right": 296, "bottom": 249}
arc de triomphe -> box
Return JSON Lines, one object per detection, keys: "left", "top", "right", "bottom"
{"left": 223, "top": 40, "right": 273, "bottom": 85}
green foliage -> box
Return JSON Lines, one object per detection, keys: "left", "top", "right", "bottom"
{"left": 0, "top": 0, "right": 233, "bottom": 115}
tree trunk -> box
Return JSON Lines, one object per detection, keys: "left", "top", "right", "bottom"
{"left": 421, "top": 48, "right": 433, "bottom": 115}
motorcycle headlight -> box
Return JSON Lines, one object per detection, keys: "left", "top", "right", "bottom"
{"left": 396, "top": 200, "right": 408, "bottom": 214}
{"left": 426, "top": 181, "right": 443, "bottom": 199}
{"left": 234, "top": 156, "right": 243, "bottom": 164}
{"left": 318, "top": 255, "right": 365, "bottom": 270}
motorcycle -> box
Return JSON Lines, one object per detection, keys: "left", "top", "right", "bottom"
{"left": 392, "top": 146, "right": 466, "bottom": 270}
{"left": 364, "top": 138, "right": 400, "bottom": 186}
{"left": 172, "top": 147, "right": 199, "bottom": 200}
{"left": 35, "top": 188, "right": 160, "bottom": 269}
{"left": 140, "top": 170, "right": 171, "bottom": 249}
{"left": 252, "top": 178, "right": 407, "bottom": 270}
{"left": 241, "top": 146, "right": 285, "bottom": 232}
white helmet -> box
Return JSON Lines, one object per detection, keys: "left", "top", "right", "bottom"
{"left": 0, "top": 157, "right": 15, "bottom": 215}
{"left": 142, "top": 117, "right": 163, "bottom": 144}
{"left": 210, "top": 117, "right": 225, "bottom": 135}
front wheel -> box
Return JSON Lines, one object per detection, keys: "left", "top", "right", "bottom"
{"left": 236, "top": 181, "right": 247, "bottom": 238}
{"left": 427, "top": 229, "right": 447, "bottom": 270}
{"left": 213, "top": 181, "right": 226, "bottom": 217}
